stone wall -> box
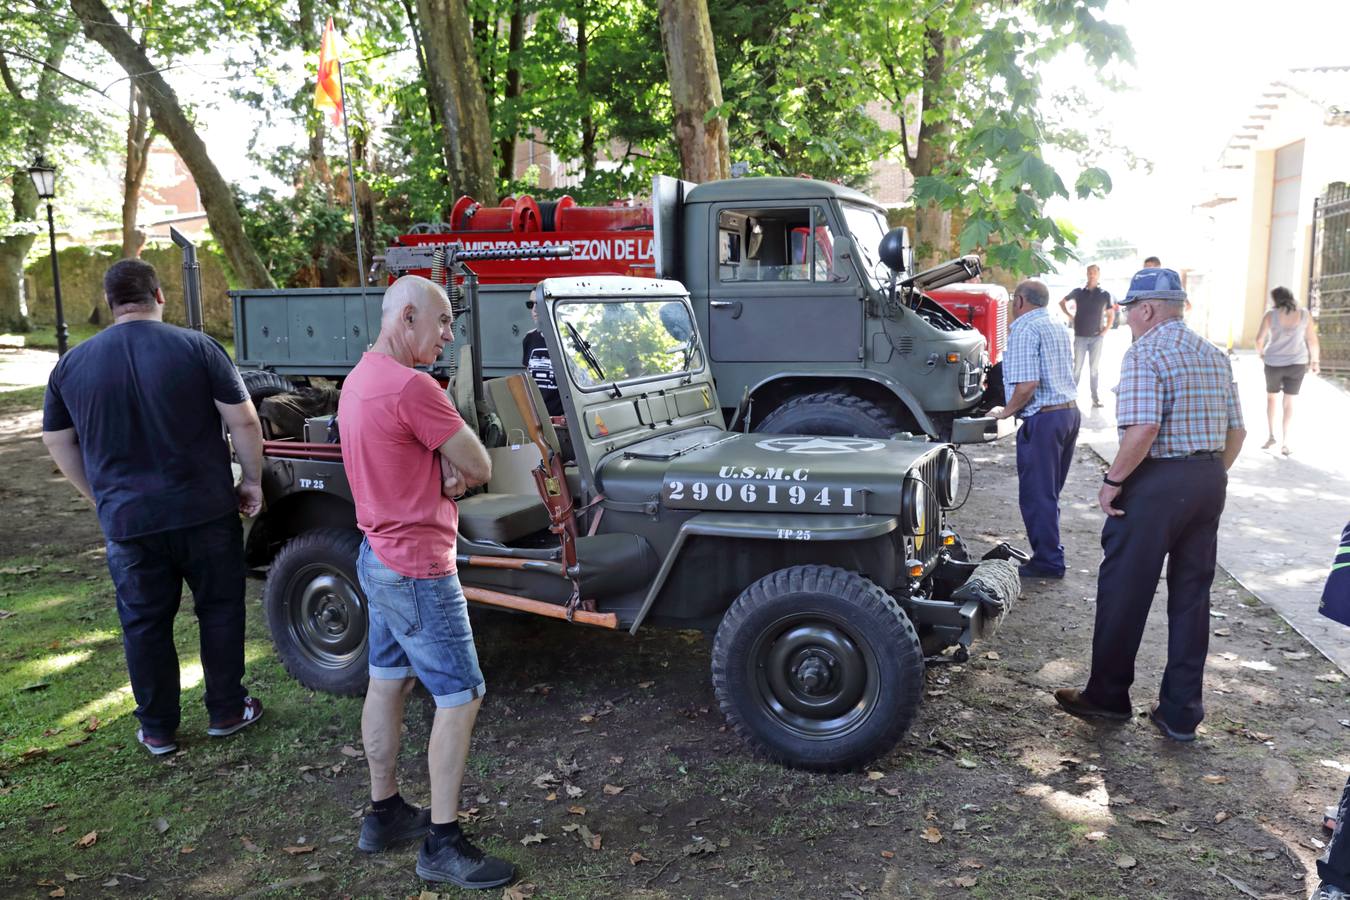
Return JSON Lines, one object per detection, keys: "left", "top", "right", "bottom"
{"left": 24, "top": 244, "right": 236, "bottom": 339}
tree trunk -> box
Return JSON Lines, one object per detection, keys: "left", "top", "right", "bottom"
{"left": 657, "top": 0, "right": 729, "bottom": 183}
{"left": 910, "top": 27, "right": 953, "bottom": 268}
{"left": 121, "top": 82, "right": 153, "bottom": 260}
{"left": 497, "top": 0, "right": 524, "bottom": 183}
{"left": 415, "top": 0, "right": 498, "bottom": 204}
{"left": 71, "top": 0, "right": 276, "bottom": 288}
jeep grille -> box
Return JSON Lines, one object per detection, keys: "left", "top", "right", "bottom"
{"left": 912, "top": 451, "right": 944, "bottom": 567}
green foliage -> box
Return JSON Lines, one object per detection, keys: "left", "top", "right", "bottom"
{"left": 712, "top": 0, "right": 886, "bottom": 185}
{"left": 236, "top": 185, "right": 352, "bottom": 287}
{"left": 861, "top": 0, "right": 1132, "bottom": 275}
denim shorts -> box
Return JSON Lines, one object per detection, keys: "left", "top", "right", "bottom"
{"left": 357, "top": 540, "right": 485, "bottom": 708}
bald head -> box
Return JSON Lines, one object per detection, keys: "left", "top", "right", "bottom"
{"left": 382, "top": 275, "right": 449, "bottom": 324}
{"left": 374, "top": 275, "right": 456, "bottom": 366}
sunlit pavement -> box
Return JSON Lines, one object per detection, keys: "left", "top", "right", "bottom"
{"left": 1078, "top": 326, "right": 1350, "bottom": 674}
{"left": 0, "top": 342, "right": 57, "bottom": 392}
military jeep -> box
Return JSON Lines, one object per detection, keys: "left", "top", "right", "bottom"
{"left": 251, "top": 276, "right": 1020, "bottom": 771}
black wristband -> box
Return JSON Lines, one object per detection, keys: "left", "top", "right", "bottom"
{"left": 1102, "top": 474, "right": 1124, "bottom": 487}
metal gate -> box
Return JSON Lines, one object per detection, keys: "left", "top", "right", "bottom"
{"left": 1311, "top": 182, "right": 1350, "bottom": 376}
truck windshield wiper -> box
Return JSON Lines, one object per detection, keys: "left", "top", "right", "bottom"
{"left": 565, "top": 321, "right": 607, "bottom": 382}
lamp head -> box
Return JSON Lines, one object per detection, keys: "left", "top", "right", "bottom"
{"left": 28, "top": 156, "right": 56, "bottom": 200}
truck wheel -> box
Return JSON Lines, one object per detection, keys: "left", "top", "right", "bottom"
{"left": 240, "top": 369, "right": 294, "bottom": 406}
{"left": 712, "top": 565, "right": 924, "bottom": 772}
{"left": 264, "top": 528, "right": 368, "bottom": 696}
{"left": 756, "top": 391, "right": 904, "bottom": 439}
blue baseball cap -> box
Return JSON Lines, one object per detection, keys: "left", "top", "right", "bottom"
{"left": 1122, "top": 267, "right": 1186, "bottom": 304}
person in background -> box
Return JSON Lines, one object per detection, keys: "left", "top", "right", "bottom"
{"left": 339, "top": 276, "right": 515, "bottom": 890}
{"left": 1143, "top": 256, "right": 1161, "bottom": 268}
{"left": 1058, "top": 264, "right": 1115, "bottom": 408}
{"left": 1054, "top": 267, "right": 1244, "bottom": 742}
{"left": 521, "top": 298, "right": 563, "bottom": 417}
{"left": 1254, "top": 285, "right": 1320, "bottom": 456}
{"left": 42, "top": 259, "right": 265, "bottom": 756}
{"left": 1313, "top": 520, "right": 1350, "bottom": 900}
{"left": 989, "top": 279, "right": 1080, "bottom": 579}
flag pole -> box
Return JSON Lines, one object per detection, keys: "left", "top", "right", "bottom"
{"left": 335, "top": 59, "right": 367, "bottom": 290}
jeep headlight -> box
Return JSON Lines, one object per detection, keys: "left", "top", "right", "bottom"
{"left": 904, "top": 473, "right": 927, "bottom": 536}
{"left": 936, "top": 447, "right": 960, "bottom": 508}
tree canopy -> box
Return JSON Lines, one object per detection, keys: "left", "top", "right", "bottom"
{"left": 1, "top": 0, "right": 1134, "bottom": 313}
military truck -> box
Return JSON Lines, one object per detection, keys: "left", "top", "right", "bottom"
{"left": 250, "top": 271, "right": 1021, "bottom": 771}
{"left": 233, "top": 176, "right": 1006, "bottom": 442}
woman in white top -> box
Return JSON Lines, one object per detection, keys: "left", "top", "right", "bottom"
{"left": 1254, "top": 286, "right": 1321, "bottom": 456}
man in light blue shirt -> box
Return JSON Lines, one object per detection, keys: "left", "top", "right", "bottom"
{"left": 990, "top": 279, "right": 1079, "bottom": 578}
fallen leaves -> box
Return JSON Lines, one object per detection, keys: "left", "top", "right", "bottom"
{"left": 865, "top": 771, "right": 885, "bottom": 781}
{"left": 567, "top": 805, "right": 586, "bottom": 816}
{"left": 602, "top": 784, "right": 625, "bottom": 796}
{"left": 51, "top": 825, "right": 67, "bottom": 835}
{"left": 281, "top": 845, "right": 314, "bottom": 855}
{"left": 1084, "top": 831, "right": 1108, "bottom": 842}
{"left": 1201, "top": 774, "right": 1228, "bottom": 785}
{"left": 880, "top": 850, "right": 895, "bottom": 859}
{"left": 1239, "top": 660, "right": 1276, "bottom": 672}
{"left": 339, "top": 745, "right": 364, "bottom": 759}
{"left": 74, "top": 831, "right": 97, "bottom": 849}
{"left": 519, "top": 833, "right": 547, "bottom": 846}
{"left": 1317, "top": 673, "right": 1345, "bottom": 683}
{"left": 0, "top": 564, "right": 41, "bottom": 575}
{"left": 921, "top": 826, "right": 943, "bottom": 844}
{"left": 629, "top": 851, "right": 648, "bottom": 865}
{"left": 1116, "top": 855, "right": 1137, "bottom": 869}
{"left": 1214, "top": 811, "right": 1230, "bottom": 824}
{"left": 531, "top": 772, "right": 559, "bottom": 790}
{"left": 153, "top": 818, "right": 169, "bottom": 834}
{"left": 502, "top": 884, "right": 537, "bottom": 900}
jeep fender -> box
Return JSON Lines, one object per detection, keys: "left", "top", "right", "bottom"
{"left": 628, "top": 511, "right": 901, "bottom": 634}
{"left": 746, "top": 372, "right": 937, "bottom": 438}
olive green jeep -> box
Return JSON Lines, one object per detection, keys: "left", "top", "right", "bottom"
{"left": 251, "top": 275, "right": 1021, "bottom": 771}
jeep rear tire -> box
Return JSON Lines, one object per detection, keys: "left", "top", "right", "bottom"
{"left": 264, "top": 528, "right": 368, "bottom": 696}
{"left": 712, "top": 565, "right": 924, "bottom": 772}
{"left": 756, "top": 391, "right": 905, "bottom": 439}
{"left": 240, "top": 369, "right": 295, "bottom": 407}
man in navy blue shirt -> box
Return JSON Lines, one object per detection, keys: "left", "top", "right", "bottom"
{"left": 42, "top": 260, "right": 266, "bottom": 756}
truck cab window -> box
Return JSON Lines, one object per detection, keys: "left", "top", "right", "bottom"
{"left": 717, "top": 207, "right": 843, "bottom": 283}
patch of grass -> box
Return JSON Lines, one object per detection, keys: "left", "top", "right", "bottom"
{"left": 0, "top": 552, "right": 366, "bottom": 888}
{"left": 0, "top": 385, "right": 45, "bottom": 416}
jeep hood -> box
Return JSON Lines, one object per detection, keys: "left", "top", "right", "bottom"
{"left": 658, "top": 433, "right": 941, "bottom": 517}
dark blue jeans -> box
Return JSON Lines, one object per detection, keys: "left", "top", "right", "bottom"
{"left": 1015, "top": 406, "right": 1081, "bottom": 573}
{"left": 105, "top": 512, "right": 248, "bottom": 738}
{"left": 1083, "top": 457, "right": 1226, "bottom": 732}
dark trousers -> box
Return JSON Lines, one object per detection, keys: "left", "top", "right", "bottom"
{"left": 105, "top": 512, "right": 248, "bottom": 738}
{"left": 1320, "top": 775, "right": 1350, "bottom": 889}
{"left": 1083, "top": 457, "right": 1227, "bottom": 731}
{"left": 1016, "top": 407, "right": 1081, "bottom": 573}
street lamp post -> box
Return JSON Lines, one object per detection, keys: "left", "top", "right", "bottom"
{"left": 27, "top": 156, "right": 68, "bottom": 356}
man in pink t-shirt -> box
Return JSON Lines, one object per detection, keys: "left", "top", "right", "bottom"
{"left": 339, "top": 276, "right": 514, "bottom": 889}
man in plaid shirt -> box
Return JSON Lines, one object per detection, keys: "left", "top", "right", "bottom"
{"left": 1055, "top": 268, "right": 1245, "bottom": 742}
{"left": 990, "top": 279, "right": 1079, "bottom": 578}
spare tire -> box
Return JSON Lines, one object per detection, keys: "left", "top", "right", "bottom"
{"left": 756, "top": 391, "right": 905, "bottom": 439}
{"left": 239, "top": 369, "right": 295, "bottom": 406}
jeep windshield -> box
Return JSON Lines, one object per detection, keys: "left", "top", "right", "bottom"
{"left": 841, "top": 202, "right": 889, "bottom": 290}
{"left": 554, "top": 298, "right": 704, "bottom": 391}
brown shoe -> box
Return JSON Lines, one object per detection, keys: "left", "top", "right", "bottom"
{"left": 1054, "top": 688, "right": 1131, "bottom": 722}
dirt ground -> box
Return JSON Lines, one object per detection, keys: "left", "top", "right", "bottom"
{"left": 3, "top": 397, "right": 1349, "bottom": 899}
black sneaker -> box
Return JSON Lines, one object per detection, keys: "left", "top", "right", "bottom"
{"left": 415, "top": 826, "right": 516, "bottom": 889}
{"left": 358, "top": 801, "right": 431, "bottom": 853}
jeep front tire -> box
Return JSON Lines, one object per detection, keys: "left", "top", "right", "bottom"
{"left": 711, "top": 565, "right": 924, "bottom": 772}
{"left": 264, "top": 528, "right": 369, "bottom": 696}
{"left": 756, "top": 391, "right": 904, "bottom": 439}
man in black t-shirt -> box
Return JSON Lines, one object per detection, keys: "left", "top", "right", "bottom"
{"left": 521, "top": 298, "right": 564, "bottom": 417}
{"left": 1058, "top": 264, "right": 1114, "bottom": 408}
{"left": 42, "top": 260, "right": 267, "bottom": 756}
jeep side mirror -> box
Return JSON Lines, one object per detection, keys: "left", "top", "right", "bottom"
{"left": 878, "top": 226, "right": 910, "bottom": 273}
{"left": 831, "top": 235, "right": 854, "bottom": 282}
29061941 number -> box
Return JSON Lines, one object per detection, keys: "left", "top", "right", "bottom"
{"left": 664, "top": 480, "right": 855, "bottom": 510}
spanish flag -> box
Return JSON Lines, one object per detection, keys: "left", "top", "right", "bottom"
{"left": 314, "top": 16, "right": 343, "bottom": 125}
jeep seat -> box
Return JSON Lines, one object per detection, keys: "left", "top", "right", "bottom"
{"left": 456, "top": 492, "right": 549, "bottom": 544}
